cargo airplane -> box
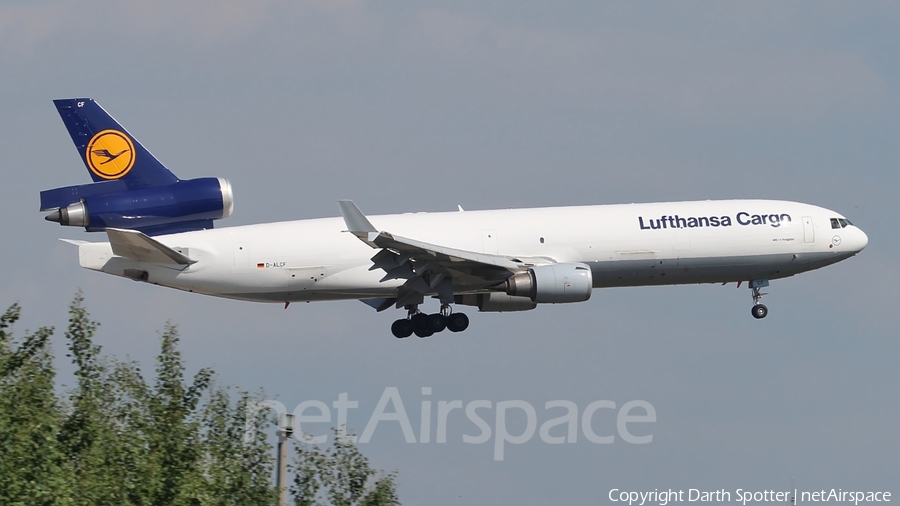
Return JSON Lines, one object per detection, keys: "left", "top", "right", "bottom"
{"left": 41, "top": 99, "right": 868, "bottom": 338}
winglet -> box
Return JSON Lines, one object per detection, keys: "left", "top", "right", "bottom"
{"left": 338, "top": 200, "right": 378, "bottom": 237}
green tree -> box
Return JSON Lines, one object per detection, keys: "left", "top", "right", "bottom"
{"left": 142, "top": 323, "right": 212, "bottom": 505}
{"left": 53, "top": 297, "right": 279, "bottom": 506}
{"left": 0, "top": 296, "right": 398, "bottom": 506}
{"left": 292, "top": 431, "right": 399, "bottom": 506}
{"left": 47, "top": 298, "right": 272, "bottom": 506}
{"left": 56, "top": 293, "right": 127, "bottom": 506}
{"left": 192, "top": 388, "right": 278, "bottom": 505}
{"left": 0, "top": 304, "right": 70, "bottom": 506}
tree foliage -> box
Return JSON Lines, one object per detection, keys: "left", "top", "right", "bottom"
{"left": 0, "top": 295, "right": 400, "bottom": 505}
{"left": 292, "top": 430, "right": 399, "bottom": 506}
{"left": 0, "top": 303, "right": 67, "bottom": 506}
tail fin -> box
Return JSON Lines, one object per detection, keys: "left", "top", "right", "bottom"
{"left": 53, "top": 98, "right": 178, "bottom": 188}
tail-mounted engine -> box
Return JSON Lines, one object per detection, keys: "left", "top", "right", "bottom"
{"left": 503, "top": 263, "right": 593, "bottom": 303}
{"left": 42, "top": 177, "right": 234, "bottom": 235}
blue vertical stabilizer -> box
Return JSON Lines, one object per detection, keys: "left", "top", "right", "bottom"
{"left": 53, "top": 98, "right": 179, "bottom": 189}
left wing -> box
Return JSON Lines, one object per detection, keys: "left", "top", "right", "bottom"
{"left": 338, "top": 200, "right": 544, "bottom": 308}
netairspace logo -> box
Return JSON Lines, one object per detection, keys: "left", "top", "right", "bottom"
{"left": 245, "top": 387, "right": 656, "bottom": 461}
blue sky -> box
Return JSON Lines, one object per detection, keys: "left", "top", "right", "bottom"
{"left": 2, "top": 2, "right": 898, "bottom": 504}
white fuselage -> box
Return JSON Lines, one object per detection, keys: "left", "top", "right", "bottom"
{"left": 73, "top": 199, "right": 868, "bottom": 304}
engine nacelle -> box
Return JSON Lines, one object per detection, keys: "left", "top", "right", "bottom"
{"left": 455, "top": 293, "right": 537, "bottom": 312}
{"left": 503, "top": 263, "right": 593, "bottom": 303}
{"left": 44, "top": 177, "right": 233, "bottom": 235}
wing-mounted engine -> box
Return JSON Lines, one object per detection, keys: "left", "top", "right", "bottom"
{"left": 502, "top": 262, "right": 593, "bottom": 303}
{"left": 41, "top": 177, "right": 234, "bottom": 235}
{"left": 456, "top": 293, "right": 537, "bottom": 312}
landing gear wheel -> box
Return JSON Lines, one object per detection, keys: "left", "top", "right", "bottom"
{"left": 446, "top": 312, "right": 469, "bottom": 333}
{"left": 426, "top": 314, "right": 447, "bottom": 333}
{"left": 411, "top": 313, "right": 433, "bottom": 338}
{"left": 748, "top": 280, "right": 770, "bottom": 320}
{"left": 391, "top": 319, "right": 413, "bottom": 338}
{"left": 751, "top": 304, "right": 768, "bottom": 319}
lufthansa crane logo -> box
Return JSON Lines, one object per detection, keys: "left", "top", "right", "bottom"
{"left": 85, "top": 130, "right": 135, "bottom": 179}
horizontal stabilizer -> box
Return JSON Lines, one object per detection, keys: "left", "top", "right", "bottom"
{"left": 106, "top": 228, "right": 195, "bottom": 265}
{"left": 59, "top": 238, "right": 89, "bottom": 246}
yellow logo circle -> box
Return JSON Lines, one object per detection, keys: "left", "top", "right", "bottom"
{"left": 85, "top": 130, "right": 135, "bottom": 179}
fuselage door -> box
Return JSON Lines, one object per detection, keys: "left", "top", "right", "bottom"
{"left": 802, "top": 216, "right": 815, "bottom": 243}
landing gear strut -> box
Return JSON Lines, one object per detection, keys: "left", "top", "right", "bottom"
{"left": 391, "top": 303, "right": 469, "bottom": 338}
{"left": 749, "top": 279, "right": 769, "bottom": 319}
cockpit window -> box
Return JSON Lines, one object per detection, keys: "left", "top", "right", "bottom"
{"left": 831, "top": 218, "right": 840, "bottom": 229}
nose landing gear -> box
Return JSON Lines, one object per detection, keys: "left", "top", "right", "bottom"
{"left": 749, "top": 279, "right": 769, "bottom": 319}
{"left": 751, "top": 303, "right": 768, "bottom": 319}
{"left": 391, "top": 303, "right": 469, "bottom": 338}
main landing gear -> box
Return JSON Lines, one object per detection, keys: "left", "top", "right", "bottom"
{"left": 749, "top": 279, "right": 769, "bottom": 319}
{"left": 391, "top": 304, "right": 469, "bottom": 338}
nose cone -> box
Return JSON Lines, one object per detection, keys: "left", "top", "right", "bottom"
{"left": 853, "top": 227, "right": 868, "bottom": 253}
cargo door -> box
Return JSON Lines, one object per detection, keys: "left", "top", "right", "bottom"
{"left": 802, "top": 216, "right": 815, "bottom": 243}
